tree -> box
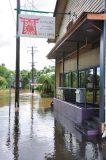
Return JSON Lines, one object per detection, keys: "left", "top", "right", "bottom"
{"left": 0, "top": 64, "right": 14, "bottom": 87}
{"left": 0, "top": 76, "right": 8, "bottom": 89}
{"left": 34, "top": 66, "right": 55, "bottom": 97}
{"left": 20, "top": 70, "right": 30, "bottom": 89}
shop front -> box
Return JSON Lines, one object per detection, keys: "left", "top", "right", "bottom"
{"left": 47, "top": 12, "right": 106, "bottom": 135}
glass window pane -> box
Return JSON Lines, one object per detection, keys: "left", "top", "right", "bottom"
{"left": 59, "top": 74, "right": 63, "bottom": 87}
{"left": 69, "top": 72, "right": 72, "bottom": 87}
{"left": 86, "top": 69, "right": 94, "bottom": 89}
{"left": 79, "top": 71, "right": 85, "bottom": 88}
{"left": 72, "top": 72, "right": 77, "bottom": 88}
{"left": 86, "top": 69, "right": 94, "bottom": 104}
{"left": 64, "top": 73, "right": 69, "bottom": 87}
{"left": 96, "top": 67, "right": 100, "bottom": 89}
{"left": 94, "top": 67, "right": 100, "bottom": 105}
{"left": 95, "top": 90, "right": 100, "bottom": 105}
{"left": 86, "top": 90, "right": 93, "bottom": 104}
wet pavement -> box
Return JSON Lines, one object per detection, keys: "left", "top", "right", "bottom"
{"left": 0, "top": 90, "right": 106, "bottom": 160}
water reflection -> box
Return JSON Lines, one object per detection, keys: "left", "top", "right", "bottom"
{"left": 6, "top": 110, "right": 11, "bottom": 149}
{"left": 13, "top": 112, "right": 20, "bottom": 160}
{"left": 100, "top": 140, "right": 106, "bottom": 159}
{"left": 1, "top": 91, "right": 106, "bottom": 160}
{"left": 53, "top": 120, "right": 95, "bottom": 160}
{"left": 39, "top": 98, "right": 53, "bottom": 112}
{"left": 0, "top": 92, "right": 9, "bottom": 107}
{"left": 30, "top": 95, "right": 34, "bottom": 139}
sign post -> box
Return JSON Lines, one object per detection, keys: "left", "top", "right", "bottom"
{"left": 15, "top": 11, "right": 55, "bottom": 108}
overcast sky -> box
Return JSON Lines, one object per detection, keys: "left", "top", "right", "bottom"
{"left": 0, "top": 0, "right": 56, "bottom": 70}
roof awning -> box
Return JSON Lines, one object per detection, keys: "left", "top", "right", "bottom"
{"left": 47, "top": 12, "right": 104, "bottom": 60}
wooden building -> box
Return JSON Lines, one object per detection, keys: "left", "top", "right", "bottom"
{"left": 47, "top": 0, "right": 106, "bottom": 135}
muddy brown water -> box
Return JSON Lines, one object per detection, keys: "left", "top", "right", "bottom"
{"left": 0, "top": 90, "right": 106, "bottom": 160}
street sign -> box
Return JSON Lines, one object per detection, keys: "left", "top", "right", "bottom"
{"left": 18, "top": 14, "right": 55, "bottom": 39}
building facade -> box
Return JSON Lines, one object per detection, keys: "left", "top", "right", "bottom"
{"left": 47, "top": 0, "right": 106, "bottom": 135}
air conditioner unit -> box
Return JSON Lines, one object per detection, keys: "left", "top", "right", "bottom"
{"left": 76, "top": 89, "right": 86, "bottom": 103}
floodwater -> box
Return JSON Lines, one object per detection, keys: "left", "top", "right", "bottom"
{"left": 0, "top": 90, "right": 106, "bottom": 160}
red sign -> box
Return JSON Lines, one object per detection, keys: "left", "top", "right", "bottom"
{"left": 20, "top": 17, "right": 39, "bottom": 35}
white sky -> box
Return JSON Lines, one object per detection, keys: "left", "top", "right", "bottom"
{"left": 0, "top": 0, "right": 56, "bottom": 71}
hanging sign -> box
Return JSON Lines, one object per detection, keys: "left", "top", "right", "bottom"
{"left": 18, "top": 14, "right": 55, "bottom": 39}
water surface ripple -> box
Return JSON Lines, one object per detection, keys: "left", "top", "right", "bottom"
{"left": 0, "top": 91, "right": 106, "bottom": 160}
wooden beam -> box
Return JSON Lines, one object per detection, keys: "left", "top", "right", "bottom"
{"left": 87, "top": 13, "right": 106, "bottom": 20}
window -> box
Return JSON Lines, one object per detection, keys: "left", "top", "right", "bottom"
{"left": 64, "top": 73, "right": 69, "bottom": 87}
{"left": 69, "top": 72, "right": 72, "bottom": 87}
{"left": 85, "top": 67, "right": 100, "bottom": 105}
{"left": 86, "top": 69, "right": 94, "bottom": 89}
{"left": 96, "top": 67, "right": 100, "bottom": 89}
{"left": 79, "top": 71, "right": 86, "bottom": 88}
{"left": 94, "top": 67, "right": 100, "bottom": 105}
{"left": 86, "top": 69, "right": 94, "bottom": 104}
{"left": 59, "top": 73, "right": 63, "bottom": 87}
{"left": 59, "top": 66, "right": 100, "bottom": 106}
{"left": 72, "top": 72, "right": 77, "bottom": 88}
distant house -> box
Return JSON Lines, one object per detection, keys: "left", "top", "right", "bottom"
{"left": 47, "top": 0, "right": 106, "bottom": 135}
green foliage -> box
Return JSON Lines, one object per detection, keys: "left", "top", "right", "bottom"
{"left": 36, "top": 84, "right": 43, "bottom": 91}
{"left": 0, "top": 76, "right": 8, "bottom": 89}
{"left": 35, "top": 66, "right": 55, "bottom": 97}
{"left": 0, "top": 63, "right": 55, "bottom": 95}
{"left": 0, "top": 64, "right": 14, "bottom": 88}
{"left": 21, "top": 70, "right": 30, "bottom": 89}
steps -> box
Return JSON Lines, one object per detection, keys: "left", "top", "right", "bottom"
{"left": 75, "top": 116, "right": 99, "bottom": 136}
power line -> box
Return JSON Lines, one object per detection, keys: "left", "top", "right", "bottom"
{"left": 8, "top": 0, "right": 16, "bottom": 25}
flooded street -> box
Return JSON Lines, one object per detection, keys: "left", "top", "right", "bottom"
{"left": 0, "top": 90, "right": 106, "bottom": 160}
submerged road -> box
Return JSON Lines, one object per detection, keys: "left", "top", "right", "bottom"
{"left": 0, "top": 91, "right": 106, "bottom": 160}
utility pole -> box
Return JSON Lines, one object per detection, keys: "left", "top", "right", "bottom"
{"left": 28, "top": 46, "right": 37, "bottom": 93}
{"left": 15, "top": 0, "right": 20, "bottom": 108}
{"left": 31, "top": 46, "right": 34, "bottom": 93}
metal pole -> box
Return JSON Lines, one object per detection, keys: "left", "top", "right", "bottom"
{"left": 32, "top": 47, "right": 34, "bottom": 84}
{"left": 99, "top": 0, "right": 106, "bottom": 136}
{"left": 99, "top": 23, "right": 105, "bottom": 123}
{"left": 15, "top": 0, "right": 20, "bottom": 108}
{"left": 31, "top": 46, "right": 34, "bottom": 93}
{"left": 62, "top": 53, "right": 65, "bottom": 100}
{"left": 9, "top": 80, "right": 12, "bottom": 116}
{"left": 100, "top": 1, "right": 106, "bottom": 122}
{"left": 77, "top": 42, "right": 79, "bottom": 88}
{"left": 62, "top": 53, "right": 65, "bottom": 88}
{"left": 54, "top": 60, "right": 56, "bottom": 98}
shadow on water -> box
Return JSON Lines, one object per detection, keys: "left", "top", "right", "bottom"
{"left": 6, "top": 109, "right": 11, "bottom": 149}
{"left": 52, "top": 112, "right": 106, "bottom": 160}
{"left": 30, "top": 95, "right": 34, "bottom": 139}
{"left": 1, "top": 91, "right": 106, "bottom": 160}
{"left": 6, "top": 109, "right": 20, "bottom": 160}
{"left": 13, "top": 112, "right": 20, "bottom": 160}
